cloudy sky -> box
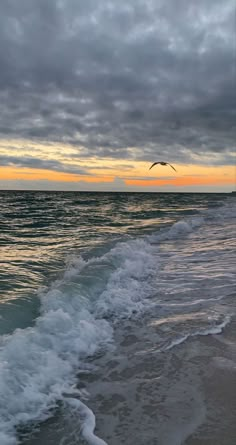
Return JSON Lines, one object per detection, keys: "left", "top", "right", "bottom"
{"left": 0, "top": 0, "right": 235, "bottom": 191}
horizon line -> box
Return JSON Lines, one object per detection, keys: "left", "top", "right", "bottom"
{"left": 0, "top": 189, "right": 233, "bottom": 194}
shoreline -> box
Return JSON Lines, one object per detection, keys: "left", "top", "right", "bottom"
{"left": 82, "top": 314, "right": 236, "bottom": 445}
{"left": 21, "top": 313, "right": 236, "bottom": 445}
{"left": 185, "top": 318, "right": 236, "bottom": 445}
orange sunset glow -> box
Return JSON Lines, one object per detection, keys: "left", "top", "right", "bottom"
{"left": 0, "top": 141, "right": 235, "bottom": 192}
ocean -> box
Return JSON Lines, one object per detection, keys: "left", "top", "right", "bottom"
{"left": 0, "top": 191, "right": 235, "bottom": 445}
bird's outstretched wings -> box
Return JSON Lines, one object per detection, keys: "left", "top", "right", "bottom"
{"left": 168, "top": 163, "right": 177, "bottom": 172}
{"left": 149, "top": 162, "right": 177, "bottom": 172}
{"left": 149, "top": 162, "right": 159, "bottom": 170}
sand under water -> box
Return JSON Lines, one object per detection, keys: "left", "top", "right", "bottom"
{"left": 24, "top": 304, "right": 236, "bottom": 445}
{"left": 79, "top": 313, "right": 236, "bottom": 445}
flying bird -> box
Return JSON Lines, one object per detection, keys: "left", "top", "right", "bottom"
{"left": 149, "top": 162, "right": 177, "bottom": 172}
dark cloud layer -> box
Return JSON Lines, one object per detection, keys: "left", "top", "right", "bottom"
{"left": 0, "top": 0, "right": 235, "bottom": 164}
{"left": 0, "top": 154, "right": 87, "bottom": 175}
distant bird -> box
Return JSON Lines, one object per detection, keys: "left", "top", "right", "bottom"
{"left": 149, "top": 161, "right": 177, "bottom": 172}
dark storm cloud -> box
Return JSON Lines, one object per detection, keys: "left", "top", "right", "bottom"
{"left": 0, "top": 154, "right": 88, "bottom": 174}
{"left": 0, "top": 0, "right": 235, "bottom": 164}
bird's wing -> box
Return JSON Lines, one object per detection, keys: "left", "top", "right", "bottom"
{"left": 168, "top": 163, "right": 177, "bottom": 172}
{"left": 149, "top": 162, "right": 160, "bottom": 170}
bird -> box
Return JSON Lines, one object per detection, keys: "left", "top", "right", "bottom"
{"left": 149, "top": 161, "right": 177, "bottom": 172}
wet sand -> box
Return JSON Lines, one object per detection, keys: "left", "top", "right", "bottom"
{"left": 23, "top": 314, "right": 236, "bottom": 445}
{"left": 82, "top": 315, "right": 236, "bottom": 445}
{"left": 185, "top": 320, "right": 236, "bottom": 445}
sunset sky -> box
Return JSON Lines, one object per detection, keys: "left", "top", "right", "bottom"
{"left": 0, "top": 0, "right": 235, "bottom": 192}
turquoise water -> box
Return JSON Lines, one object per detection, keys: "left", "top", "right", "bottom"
{"left": 0, "top": 191, "right": 235, "bottom": 445}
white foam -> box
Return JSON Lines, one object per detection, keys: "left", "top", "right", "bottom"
{"left": 65, "top": 398, "right": 108, "bottom": 445}
{"left": 163, "top": 316, "right": 231, "bottom": 352}
{"left": 94, "top": 239, "right": 158, "bottom": 318}
{"left": 149, "top": 215, "right": 205, "bottom": 243}
{"left": 0, "top": 236, "right": 159, "bottom": 444}
{"left": 168, "top": 220, "right": 193, "bottom": 238}
{"left": 0, "top": 307, "right": 113, "bottom": 444}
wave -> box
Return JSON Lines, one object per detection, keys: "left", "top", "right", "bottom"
{"left": 162, "top": 315, "right": 231, "bottom": 352}
{"left": 0, "top": 200, "right": 235, "bottom": 445}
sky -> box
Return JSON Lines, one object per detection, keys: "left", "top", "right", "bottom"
{"left": 0, "top": 0, "right": 235, "bottom": 192}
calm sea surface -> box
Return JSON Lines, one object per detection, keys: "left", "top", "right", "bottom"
{"left": 0, "top": 191, "right": 235, "bottom": 445}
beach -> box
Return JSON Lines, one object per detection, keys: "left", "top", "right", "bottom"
{"left": 0, "top": 192, "right": 235, "bottom": 445}
{"left": 76, "top": 307, "right": 236, "bottom": 445}
{"left": 23, "top": 306, "right": 236, "bottom": 445}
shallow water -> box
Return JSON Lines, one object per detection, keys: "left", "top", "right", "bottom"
{"left": 0, "top": 191, "right": 235, "bottom": 444}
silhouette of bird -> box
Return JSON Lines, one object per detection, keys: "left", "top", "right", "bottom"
{"left": 149, "top": 162, "right": 177, "bottom": 172}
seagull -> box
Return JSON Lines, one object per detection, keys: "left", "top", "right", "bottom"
{"left": 149, "top": 161, "right": 177, "bottom": 172}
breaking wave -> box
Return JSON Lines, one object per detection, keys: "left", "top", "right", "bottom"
{"left": 0, "top": 199, "right": 235, "bottom": 445}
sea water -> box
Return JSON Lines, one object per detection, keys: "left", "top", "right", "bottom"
{"left": 0, "top": 191, "right": 235, "bottom": 444}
